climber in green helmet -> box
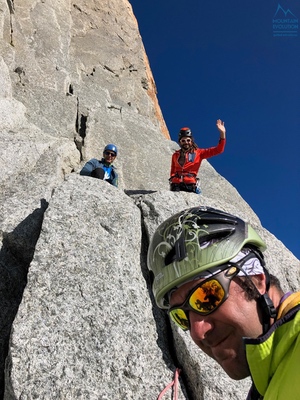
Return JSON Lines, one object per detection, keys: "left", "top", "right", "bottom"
{"left": 147, "top": 206, "right": 300, "bottom": 400}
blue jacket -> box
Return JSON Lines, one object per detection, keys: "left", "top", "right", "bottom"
{"left": 80, "top": 158, "right": 118, "bottom": 187}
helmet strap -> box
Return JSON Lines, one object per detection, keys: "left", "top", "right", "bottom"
{"left": 257, "top": 292, "right": 277, "bottom": 333}
{"left": 260, "top": 266, "right": 277, "bottom": 314}
{"left": 233, "top": 248, "right": 277, "bottom": 334}
{"left": 256, "top": 261, "right": 277, "bottom": 333}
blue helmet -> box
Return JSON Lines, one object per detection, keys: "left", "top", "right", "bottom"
{"left": 104, "top": 144, "right": 118, "bottom": 156}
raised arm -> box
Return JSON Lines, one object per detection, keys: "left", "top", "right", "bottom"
{"left": 216, "top": 119, "right": 226, "bottom": 139}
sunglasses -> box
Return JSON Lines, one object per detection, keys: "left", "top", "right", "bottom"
{"left": 180, "top": 138, "right": 192, "bottom": 143}
{"left": 104, "top": 151, "right": 116, "bottom": 157}
{"left": 168, "top": 266, "right": 239, "bottom": 331}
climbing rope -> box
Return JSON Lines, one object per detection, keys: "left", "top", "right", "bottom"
{"left": 157, "top": 368, "right": 181, "bottom": 400}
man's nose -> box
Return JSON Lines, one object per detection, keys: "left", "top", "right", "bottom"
{"left": 189, "top": 312, "right": 213, "bottom": 341}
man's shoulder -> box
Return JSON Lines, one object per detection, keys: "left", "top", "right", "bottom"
{"left": 278, "top": 292, "right": 300, "bottom": 319}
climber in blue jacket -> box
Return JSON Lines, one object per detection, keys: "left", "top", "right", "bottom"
{"left": 80, "top": 144, "right": 118, "bottom": 187}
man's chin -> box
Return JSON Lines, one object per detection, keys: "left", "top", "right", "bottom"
{"left": 218, "top": 358, "right": 250, "bottom": 380}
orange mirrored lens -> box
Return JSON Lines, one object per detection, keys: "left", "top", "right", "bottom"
{"left": 189, "top": 279, "right": 225, "bottom": 314}
{"left": 169, "top": 308, "right": 189, "bottom": 330}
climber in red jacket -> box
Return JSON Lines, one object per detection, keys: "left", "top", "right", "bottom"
{"left": 169, "top": 119, "right": 226, "bottom": 193}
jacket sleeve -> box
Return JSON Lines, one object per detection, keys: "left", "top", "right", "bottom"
{"left": 170, "top": 152, "right": 177, "bottom": 178}
{"left": 201, "top": 138, "right": 226, "bottom": 160}
{"left": 80, "top": 159, "right": 98, "bottom": 176}
{"left": 111, "top": 170, "right": 118, "bottom": 187}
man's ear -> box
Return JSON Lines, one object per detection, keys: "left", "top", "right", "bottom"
{"left": 251, "top": 273, "right": 267, "bottom": 295}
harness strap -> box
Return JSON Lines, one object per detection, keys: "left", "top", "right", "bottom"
{"left": 169, "top": 172, "right": 197, "bottom": 183}
{"left": 177, "top": 172, "right": 196, "bottom": 177}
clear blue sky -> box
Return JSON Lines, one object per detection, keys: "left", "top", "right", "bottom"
{"left": 130, "top": 0, "right": 300, "bottom": 260}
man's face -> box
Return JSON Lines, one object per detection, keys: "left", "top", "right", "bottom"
{"left": 179, "top": 137, "right": 192, "bottom": 151}
{"left": 103, "top": 150, "right": 116, "bottom": 164}
{"left": 169, "top": 277, "right": 263, "bottom": 380}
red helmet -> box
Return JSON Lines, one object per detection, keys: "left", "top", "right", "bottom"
{"left": 178, "top": 127, "right": 193, "bottom": 141}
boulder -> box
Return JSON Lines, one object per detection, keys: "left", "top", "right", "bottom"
{"left": 0, "top": 1, "right": 299, "bottom": 399}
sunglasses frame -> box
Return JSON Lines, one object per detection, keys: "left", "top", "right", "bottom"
{"left": 104, "top": 151, "right": 116, "bottom": 157}
{"left": 168, "top": 265, "right": 240, "bottom": 331}
{"left": 180, "top": 138, "right": 192, "bottom": 144}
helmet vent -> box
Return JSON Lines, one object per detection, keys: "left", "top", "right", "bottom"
{"left": 164, "top": 234, "right": 187, "bottom": 266}
{"left": 198, "top": 227, "right": 235, "bottom": 247}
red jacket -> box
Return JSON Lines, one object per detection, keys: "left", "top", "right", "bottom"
{"left": 170, "top": 138, "right": 226, "bottom": 185}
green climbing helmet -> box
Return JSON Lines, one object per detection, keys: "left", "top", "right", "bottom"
{"left": 147, "top": 206, "right": 266, "bottom": 309}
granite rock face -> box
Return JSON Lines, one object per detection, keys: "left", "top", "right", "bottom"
{"left": 0, "top": 1, "right": 299, "bottom": 399}
{"left": 5, "top": 177, "right": 178, "bottom": 400}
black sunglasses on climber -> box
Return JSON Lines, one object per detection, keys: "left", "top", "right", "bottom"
{"left": 104, "top": 151, "right": 116, "bottom": 157}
